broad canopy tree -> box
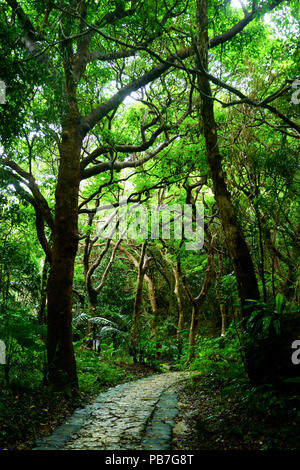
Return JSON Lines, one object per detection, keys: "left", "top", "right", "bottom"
{"left": 0, "top": 0, "right": 296, "bottom": 390}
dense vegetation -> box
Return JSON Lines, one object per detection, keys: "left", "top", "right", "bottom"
{"left": 0, "top": 0, "right": 299, "bottom": 451}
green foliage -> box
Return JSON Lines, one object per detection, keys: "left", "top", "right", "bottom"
{"left": 243, "top": 295, "right": 300, "bottom": 386}
{"left": 0, "top": 0, "right": 299, "bottom": 440}
{"left": 181, "top": 324, "right": 245, "bottom": 379}
{"left": 0, "top": 304, "right": 46, "bottom": 387}
{"left": 219, "top": 274, "right": 239, "bottom": 307}
{"left": 74, "top": 345, "right": 126, "bottom": 394}
{"left": 72, "top": 308, "right": 130, "bottom": 347}
{"left": 0, "top": 21, "right": 45, "bottom": 144}
{"left": 245, "top": 294, "right": 299, "bottom": 339}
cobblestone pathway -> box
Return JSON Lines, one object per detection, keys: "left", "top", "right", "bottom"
{"left": 34, "top": 372, "right": 190, "bottom": 451}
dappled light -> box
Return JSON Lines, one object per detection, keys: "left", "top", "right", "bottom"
{"left": 0, "top": 0, "right": 299, "bottom": 454}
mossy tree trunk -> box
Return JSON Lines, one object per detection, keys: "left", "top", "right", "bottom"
{"left": 46, "top": 116, "right": 81, "bottom": 391}
{"left": 130, "top": 242, "right": 149, "bottom": 363}
{"left": 195, "top": 0, "right": 260, "bottom": 327}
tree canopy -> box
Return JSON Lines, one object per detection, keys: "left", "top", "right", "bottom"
{"left": 0, "top": 0, "right": 299, "bottom": 404}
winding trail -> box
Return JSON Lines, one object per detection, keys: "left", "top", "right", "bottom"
{"left": 34, "top": 371, "right": 190, "bottom": 451}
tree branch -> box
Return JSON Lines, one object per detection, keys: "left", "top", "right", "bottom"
{"left": 3, "top": 159, "right": 54, "bottom": 229}
{"left": 80, "top": 137, "right": 176, "bottom": 180}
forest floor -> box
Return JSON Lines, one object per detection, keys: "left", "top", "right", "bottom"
{"left": 1, "top": 363, "right": 299, "bottom": 451}
{"left": 171, "top": 374, "right": 300, "bottom": 451}
{"left": 0, "top": 362, "right": 157, "bottom": 451}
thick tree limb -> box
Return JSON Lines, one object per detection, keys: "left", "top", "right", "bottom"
{"left": 80, "top": 138, "right": 176, "bottom": 180}
{"left": 95, "top": 238, "right": 122, "bottom": 293}
{"left": 80, "top": 0, "right": 284, "bottom": 135}
{"left": 3, "top": 159, "right": 54, "bottom": 229}
{"left": 5, "top": 0, "right": 49, "bottom": 64}
{"left": 207, "top": 73, "right": 300, "bottom": 134}
{"left": 80, "top": 97, "right": 196, "bottom": 173}
{"left": 3, "top": 171, "right": 52, "bottom": 261}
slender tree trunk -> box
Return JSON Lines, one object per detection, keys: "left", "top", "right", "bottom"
{"left": 84, "top": 238, "right": 121, "bottom": 341}
{"left": 215, "top": 250, "right": 226, "bottom": 336}
{"left": 173, "top": 263, "right": 184, "bottom": 353}
{"left": 86, "top": 286, "right": 98, "bottom": 338}
{"left": 39, "top": 257, "right": 49, "bottom": 326}
{"left": 195, "top": 0, "right": 259, "bottom": 326}
{"left": 116, "top": 243, "right": 158, "bottom": 339}
{"left": 73, "top": 289, "right": 85, "bottom": 309}
{"left": 146, "top": 273, "right": 162, "bottom": 360}
{"left": 187, "top": 250, "right": 215, "bottom": 360}
{"left": 131, "top": 276, "right": 144, "bottom": 362}
{"left": 188, "top": 302, "right": 201, "bottom": 357}
{"left": 130, "top": 242, "right": 148, "bottom": 362}
{"left": 46, "top": 118, "right": 81, "bottom": 391}
{"left": 147, "top": 275, "right": 158, "bottom": 337}
{"left": 254, "top": 199, "right": 267, "bottom": 301}
{"left": 282, "top": 222, "right": 300, "bottom": 300}
{"left": 220, "top": 303, "right": 226, "bottom": 336}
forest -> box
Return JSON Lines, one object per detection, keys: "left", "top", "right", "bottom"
{"left": 0, "top": 0, "right": 299, "bottom": 452}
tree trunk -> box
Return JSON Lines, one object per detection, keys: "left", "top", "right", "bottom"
{"left": 282, "top": 222, "right": 300, "bottom": 301}
{"left": 188, "top": 250, "right": 215, "bottom": 360}
{"left": 255, "top": 205, "right": 267, "bottom": 302}
{"left": 86, "top": 286, "right": 98, "bottom": 338}
{"left": 215, "top": 250, "right": 226, "bottom": 336}
{"left": 147, "top": 275, "right": 158, "bottom": 337}
{"left": 195, "top": 0, "right": 259, "bottom": 326}
{"left": 131, "top": 275, "right": 144, "bottom": 362}
{"left": 39, "top": 257, "right": 49, "bottom": 326}
{"left": 173, "top": 263, "right": 184, "bottom": 353}
{"left": 116, "top": 243, "right": 158, "bottom": 341}
{"left": 46, "top": 119, "right": 81, "bottom": 391}
{"left": 188, "top": 302, "right": 201, "bottom": 359}
{"left": 130, "top": 243, "right": 148, "bottom": 362}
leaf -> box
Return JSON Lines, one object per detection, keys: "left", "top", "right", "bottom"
{"left": 275, "top": 293, "right": 284, "bottom": 314}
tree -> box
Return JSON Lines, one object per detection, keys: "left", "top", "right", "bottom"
{"left": 1, "top": 0, "right": 194, "bottom": 389}
{"left": 194, "top": 0, "right": 260, "bottom": 320}
{"left": 1, "top": 0, "right": 297, "bottom": 390}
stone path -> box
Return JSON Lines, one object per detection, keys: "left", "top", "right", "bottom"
{"left": 34, "top": 372, "right": 190, "bottom": 451}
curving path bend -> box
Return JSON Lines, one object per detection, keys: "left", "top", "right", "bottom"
{"left": 34, "top": 371, "right": 190, "bottom": 451}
